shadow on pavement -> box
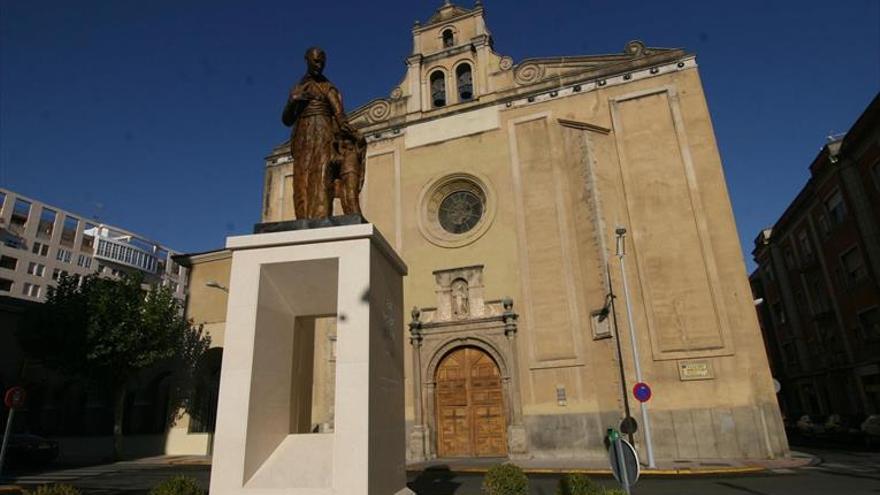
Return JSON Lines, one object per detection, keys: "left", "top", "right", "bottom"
{"left": 408, "top": 465, "right": 462, "bottom": 495}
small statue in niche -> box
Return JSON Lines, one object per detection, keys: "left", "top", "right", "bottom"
{"left": 451, "top": 278, "right": 469, "bottom": 319}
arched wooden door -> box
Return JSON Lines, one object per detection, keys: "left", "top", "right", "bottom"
{"left": 435, "top": 346, "right": 507, "bottom": 457}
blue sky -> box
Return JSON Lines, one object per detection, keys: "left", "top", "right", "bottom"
{"left": 2, "top": 1, "right": 878, "bottom": 270}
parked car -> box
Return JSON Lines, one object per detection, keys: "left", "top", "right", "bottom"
{"left": 861, "top": 415, "right": 880, "bottom": 447}
{"left": 796, "top": 415, "right": 823, "bottom": 435}
{"left": 824, "top": 414, "right": 843, "bottom": 432}
{"left": 3, "top": 434, "right": 59, "bottom": 465}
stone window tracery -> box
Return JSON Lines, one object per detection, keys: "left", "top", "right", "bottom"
{"left": 439, "top": 190, "right": 482, "bottom": 234}
{"left": 418, "top": 173, "right": 495, "bottom": 248}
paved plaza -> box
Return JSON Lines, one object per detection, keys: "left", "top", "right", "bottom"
{"left": 2, "top": 448, "right": 878, "bottom": 494}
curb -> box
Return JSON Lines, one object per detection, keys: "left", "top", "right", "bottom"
{"left": 82, "top": 453, "right": 820, "bottom": 476}
{"left": 405, "top": 465, "right": 768, "bottom": 476}
{"left": 795, "top": 451, "right": 822, "bottom": 468}
{"left": 529, "top": 466, "right": 766, "bottom": 476}
{"left": 167, "top": 459, "right": 212, "bottom": 466}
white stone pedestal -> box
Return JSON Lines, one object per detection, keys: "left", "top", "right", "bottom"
{"left": 209, "top": 224, "right": 413, "bottom": 495}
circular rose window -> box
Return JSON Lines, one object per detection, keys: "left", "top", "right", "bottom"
{"left": 439, "top": 190, "right": 484, "bottom": 234}
{"left": 418, "top": 173, "right": 495, "bottom": 248}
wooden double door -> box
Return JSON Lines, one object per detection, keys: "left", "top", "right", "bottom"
{"left": 435, "top": 346, "right": 507, "bottom": 457}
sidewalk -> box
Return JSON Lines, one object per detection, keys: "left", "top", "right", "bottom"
{"left": 406, "top": 451, "right": 818, "bottom": 476}
{"left": 132, "top": 450, "right": 818, "bottom": 476}
{"left": 0, "top": 451, "right": 821, "bottom": 494}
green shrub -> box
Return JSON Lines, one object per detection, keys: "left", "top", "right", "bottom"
{"left": 600, "top": 489, "right": 627, "bottom": 495}
{"left": 26, "top": 485, "right": 81, "bottom": 495}
{"left": 148, "top": 476, "right": 205, "bottom": 495}
{"left": 557, "top": 473, "right": 597, "bottom": 495}
{"left": 482, "top": 463, "right": 528, "bottom": 495}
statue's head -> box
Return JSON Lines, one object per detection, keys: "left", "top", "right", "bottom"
{"left": 304, "top": 47, "right": 326, "bottom": 77}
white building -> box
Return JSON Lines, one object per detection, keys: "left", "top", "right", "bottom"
{"left": 0, "top": 187, "right": 186, "bottom": 302}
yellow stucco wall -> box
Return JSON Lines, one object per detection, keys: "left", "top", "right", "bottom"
{"left": 183, "top": 252, "right": 231, "bottom": 346}
{"left": 175, "top": 5, "right": 787, "bottom": 462}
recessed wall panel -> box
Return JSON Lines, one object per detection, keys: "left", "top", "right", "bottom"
{"left": 512, "top": 118, "right": 578, "bottom": 363}
{"left": 612, "top": 89, "right": 727, "bottom": 355}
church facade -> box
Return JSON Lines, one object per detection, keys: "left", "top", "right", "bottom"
{"left": 175, "top": 2, "right": 788, "bottom": 463}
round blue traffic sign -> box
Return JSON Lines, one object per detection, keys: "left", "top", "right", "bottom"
{"left": 633, "top": 382, "right": 652, "bottom": 403}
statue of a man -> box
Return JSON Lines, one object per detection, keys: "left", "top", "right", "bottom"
{"left": 282, "top": 47, "right": 365, "bottom": 220}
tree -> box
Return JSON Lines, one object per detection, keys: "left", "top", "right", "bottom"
{"left": 18, "top": 273, "right": 211, "bottom": 460}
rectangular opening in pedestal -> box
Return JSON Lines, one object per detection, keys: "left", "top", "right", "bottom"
{"left": 243, "top": 258, "right": 338, "bottom": 486}
{"left": 308, "top": 315, "right": 337, "bottom": 433}
{"left": 290, "top": 316, "right": 316, "bottom": 434}
{"left": 290, "top": 315, "right": 337, "bottom": 434}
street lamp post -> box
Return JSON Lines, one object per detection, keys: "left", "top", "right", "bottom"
{"left": 616, "top": 226, "right": 656, "bottom": 469}
{"left": 601, "top": 266, "right": 634, "bottom": 445}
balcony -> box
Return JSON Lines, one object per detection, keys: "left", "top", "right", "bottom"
{"left": 0, "top": 228, "right": 26, "bottom": 250}
{"left": 94, "top": 238, "right": 158, "bottom": 274}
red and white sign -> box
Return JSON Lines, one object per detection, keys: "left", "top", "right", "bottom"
{"left": 4, "top": 387, "right": 26, "bottom": 409}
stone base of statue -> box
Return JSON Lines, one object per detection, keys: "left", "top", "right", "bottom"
{"left": 209, "top": 224, "right": 413, "bottom": 495}
{"left": 253, "top": 214, "right": 367, "bottom": 234}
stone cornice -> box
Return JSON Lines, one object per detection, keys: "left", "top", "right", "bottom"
{"left": 174, "top": 249, "right": 231, "bottom": 266}
{"left": 420, "top": 314, "right": 506, "bottom": 331}
{"left": 421, "top": 44, "right": 478, "bottom": 65}
{"left": 266, "top": 43, "right": 694, "bottom": 157}
{"left": 357, "top": 52, "right": 695, "bottom": 143}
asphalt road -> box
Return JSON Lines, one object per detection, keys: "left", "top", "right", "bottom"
{"left": 410, "top": 448, "right": 880, "bottom": 495}
{"left": 2, "top": 448, "right": 878, "bottom": 494}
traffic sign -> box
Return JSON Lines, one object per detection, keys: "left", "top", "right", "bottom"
{"left": 608, "top": 430, "right": 640, "bottom": 494}
{"left": 2, "top": 386, "right": 26, "bottom": 477}
{"left": 633, "top": 382, "right": 652, "bottom": 403}
{"left": 4, "top": 387, "right": 26, "bottom": 409}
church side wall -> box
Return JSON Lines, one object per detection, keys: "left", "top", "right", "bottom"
{"left": 183, "top": 65, "right": 786, "bottom": 462}
{"left": 360, "top": 66, "right": 786, "bottom": 460}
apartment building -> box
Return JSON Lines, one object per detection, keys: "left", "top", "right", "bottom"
{"left": 0, "top": 187, "right": 187, "bottom": 302}
{"left": 750, "top": 93, "right": 880, "bottom": 421}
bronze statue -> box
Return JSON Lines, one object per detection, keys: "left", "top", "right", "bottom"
{"left": 282, "top": 47, "right": 366, "bottom": 220}
{"left": 332, "top": 126, "right": 367, "bottom": 215}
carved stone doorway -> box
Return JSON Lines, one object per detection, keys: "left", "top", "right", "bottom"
{"left": 435, "top": 346, "right": 508, "bottom": 458}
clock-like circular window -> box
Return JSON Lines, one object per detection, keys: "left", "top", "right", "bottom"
{"left": 418, "top": 173, "right": 496, "bottom": 248}
{"left": 439, "top": 190, "right": 484, "bottom": 234}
